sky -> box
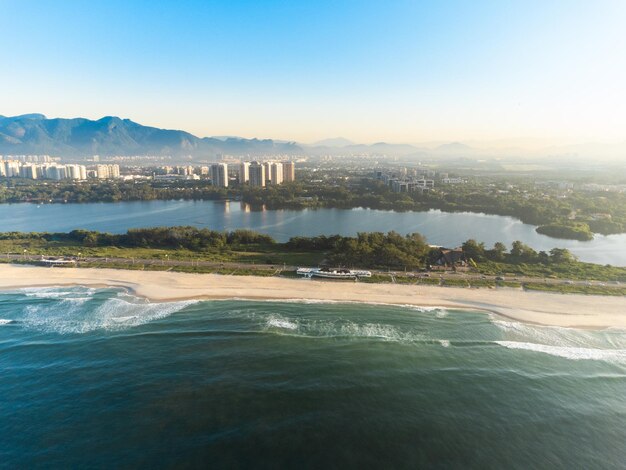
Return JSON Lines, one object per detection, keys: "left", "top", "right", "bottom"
{"left": 2, "top": 0, "right": 625, "bottom": 145}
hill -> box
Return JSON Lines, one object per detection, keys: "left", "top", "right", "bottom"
{"left": 0, "top": 114, "right": 303, "bottom": 158}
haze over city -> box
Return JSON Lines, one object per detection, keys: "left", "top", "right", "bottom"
{"left": 3, "top": 0, "right": 626, "bottom": 147}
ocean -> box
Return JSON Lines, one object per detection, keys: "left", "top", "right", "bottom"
{"left": 1, "top": 287, "right": 625, "bottom": 468}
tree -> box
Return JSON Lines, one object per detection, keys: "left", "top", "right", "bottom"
{"left": 488, "top": 242, "right": 507, "bottom": 261}
{"left": 510, "top": 240, "right": 537, "bottom": 262}
{"left": 462, "top": 239, "right": 486, "bottom": 261}
{"left": 549, "top": 248, "right": 575, "bottom": 263}
{"left": 82, "top": 232, "right": 98, "bottom": 247}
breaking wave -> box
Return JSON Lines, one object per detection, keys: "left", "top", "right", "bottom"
{"left": 495, "top": 341, "right": 626, "bottom": 363}
{"left": 266, "top": 315, "right": 298, "bottom": 330}
{"left": 259, "top": 297, "right": 450, "bottom": 314}
{"left": 13, "top": 287, "right": 197, "bottom": 334}
{"left": 262, "top": 313, "right": 426, "bottom": 342}
{"left": 21, "top": 286, "right": 98, "bottom": 299}
{"left": 491, "top": 316, "right": 626, "bottom": 363}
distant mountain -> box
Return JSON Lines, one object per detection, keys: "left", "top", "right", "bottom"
{"left": 433, "top": 142, "right": 477, "bottom": 155}
{"left": 311, "top": 137, "right": 355, "bottom": 147}
{"left": 0, "top": 114, "right": 303, "bottom": 158}
{"left": 306, "top": 141, "right": 425, "bottom": 157}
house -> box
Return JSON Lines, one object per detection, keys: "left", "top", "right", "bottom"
{"left": 432, "top": 248, "right": 468, "bottom": 270}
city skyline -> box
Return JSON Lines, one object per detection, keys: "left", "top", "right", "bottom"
{"left": 2, "top": 0, "right": 625, "bottom": 146}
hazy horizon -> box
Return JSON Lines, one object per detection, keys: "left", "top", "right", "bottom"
{"left": 2, "top": 0, "right": 625, "bottom": 148}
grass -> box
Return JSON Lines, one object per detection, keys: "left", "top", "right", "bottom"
{"left": 0, "top": 239, "right": 326, "bottom": 267}
{"left": 477, "top": 260, "right": 626, "bottom": 282}
{"left": 523, "top": 282, "right": 626, "bottom": 296}
{"left": 2, "top": 236, "right": 626, "bottom": 296}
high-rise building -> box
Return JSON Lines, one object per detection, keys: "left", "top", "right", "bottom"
{"left": 19, "top": 164, "right": 37, "bottom": 179}
{"left": 239, "top": 161, "right": 250, "bottom": 184}
{"left": 4, "top": 161, "right": 20, "bottom": 177}
{"left": 95, "top": 164, "right": 120, "bottom": 179}
{"left": 46, "top": 164, "right": 67, "bottom": 180}
{"left": 283, "top": 161, "right": 295, "bottom": 182}
{"left": 270, "top": 162, "right": 283, "bottom": 185}
{"left": 263, "top": 162, "right": 272, "bottom": 184}
{"left": 210, "top": 163, "right": 229, "bottom": 188}
{"left": 96, "top": 165, "right": 110, "bottom": 179}
{"left": 66, "top": 164, "right": 88, "bottom": 180}
{"left": 249, "top": 162, "right": 266, "bottom": 187}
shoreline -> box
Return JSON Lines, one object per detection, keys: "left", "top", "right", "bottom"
{"left": 1, "top": 264, "right": 625, "bottom": 329}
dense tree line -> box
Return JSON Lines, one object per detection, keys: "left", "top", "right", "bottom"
{"left": 8, "top": 227, "right": 274, "bottom": 251}
{"left": 461, "top": 239, "right": 576, "bottom": 265}
{"left": 535, "top": 224, "right": 593, "bottom": 241}
{"left": 2, "top": 227, "right": 581, "bottom": 271}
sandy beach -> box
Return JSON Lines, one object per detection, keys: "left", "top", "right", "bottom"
{"left": 1, "top": 264, "right": 625, "bottom": 329}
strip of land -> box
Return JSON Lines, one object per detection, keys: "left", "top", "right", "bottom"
{"left": 1, "top": 264, "right": 625, "bottom": 329}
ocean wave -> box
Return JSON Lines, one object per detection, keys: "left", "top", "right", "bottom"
{"left": 266, "top": 316, "right": 298, "bottom": 330}
{"left": 256, "top": 297, "right": 451, "bottom": 312}
{"left": 495, "top": 341, "right": 626, "bottom": 363}
{"left": 261, "top": 313, "right": 424, "bottom": 342}
{"left": 20, "top": 295, "right": 198, "bottom": 334}
{"left": 264, "top": 298, "right": 345, "bottom": 305}
{"left": 490, "top": 316, "right": 626, "bottom": 349}
{"left": 21, "top": 287, "right": 97, "bottom": 299}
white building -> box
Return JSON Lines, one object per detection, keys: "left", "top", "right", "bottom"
{"left": 210, "top": 163, "right": 229, "bottom": 188}
{"left": 239, "top": 161, "right": 250, "bottom": 184}
{"left": 66, "top": 164, "right": 88, "bottom": 180}
{"left": 19, "top": 164, "right": 38, "bottom": 179}
{"left": 4, "top": 161, "right": 20, "bottom": 177}
{"left": 441, "top": 177, "right": 463, "bottom": 184}
{"left": 263, "top": 162, "right": 273, "bottom": 185}
{"left": 249, "top": 162, "right": 266, "bottom": 187}
{"left": 283, "top": 161, "right": 295, "bottom": 182}
{"left": 270, "top": 162, "right": 284, "bottom": 185}
{"left": 46, "top": 164, "right": 67, "bottom": 180}
{"left": 96, "top": 164, "right": 120, "bottom": 179}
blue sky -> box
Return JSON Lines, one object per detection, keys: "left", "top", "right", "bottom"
{"left": 2, "top": 0, "right": 625, "bottom": 144}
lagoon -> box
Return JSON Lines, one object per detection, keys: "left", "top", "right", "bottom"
{"left": 1, "top": 200, "right": 625, "bottom": 265}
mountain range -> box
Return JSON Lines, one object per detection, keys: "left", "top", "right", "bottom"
{"left": 1, "top": 114, "right": 623, "bottom": 161}
{"left": 0, "top": 114, "right": 303, "bottom": 158}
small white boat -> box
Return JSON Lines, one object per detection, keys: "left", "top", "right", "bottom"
{"left": 296, "top": 267, "right": 371, "bottom": 279}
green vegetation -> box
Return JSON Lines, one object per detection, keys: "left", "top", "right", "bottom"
{"left": 2, "top": 228, "right": 626, "bottom": 291}
{"left": 536, "top": 224, "right": 593, "bottom": 241}
{"left": 523, "top": 283, "right": 626, "bottom": 296}
{"left": 462, "top": 239, "right": 626, "bottom": 282}
{"left": 288, "top": 232, "right": 430, "bottom": 269}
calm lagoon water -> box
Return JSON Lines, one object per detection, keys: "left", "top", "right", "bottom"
{"left": 1, "top": 287, "right": 625, "bottom": 468}
{"left": 0, "top": 200, "right": 625, "bottom": 265}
